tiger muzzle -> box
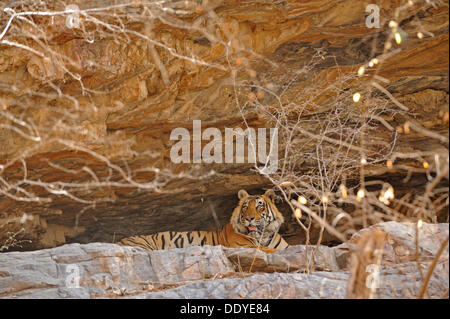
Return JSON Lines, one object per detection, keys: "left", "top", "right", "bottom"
{"left": 246, "top": 223, "right": 265, "bottom": 234}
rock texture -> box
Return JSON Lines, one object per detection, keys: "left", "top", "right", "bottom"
{"left": 130, "top": 262, "right": 449, "bottom": 299}
{"left": 0, "top": 221, "right": 448, "bottom": 298}
{"left": 0, "top": 0, "right": 448, "bottom": 249}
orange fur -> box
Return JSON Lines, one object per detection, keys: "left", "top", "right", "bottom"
{"left": 117, "top": 189, "right": 289, "bottom": 253}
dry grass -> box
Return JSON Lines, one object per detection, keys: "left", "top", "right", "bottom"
{"left": 0, "top": 0, "right": 447, "bottom": 299}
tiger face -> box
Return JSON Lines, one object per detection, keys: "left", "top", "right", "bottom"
{"left": 230, "top": 189, "right": 284, "bottom": 246}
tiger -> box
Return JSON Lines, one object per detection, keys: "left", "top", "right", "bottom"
{"left": 117, "top": 189, "right": 289, "bottom": 254}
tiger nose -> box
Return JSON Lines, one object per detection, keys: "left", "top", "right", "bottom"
{"left": 246, "top": 217, "right": 255, "bottom": 222}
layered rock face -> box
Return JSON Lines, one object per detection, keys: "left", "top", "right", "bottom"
{"left": 0, "top": 0, "right": 448, "bottom": 250}
{"left": 0, "top": 222, "right": 448, "bottom": 298}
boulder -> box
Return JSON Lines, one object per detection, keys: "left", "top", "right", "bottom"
{"left": 0, "top": 0, "right": 448, "bottom": 250}
{"left": 0, "top": 221, "right": 447, "bottom": 298}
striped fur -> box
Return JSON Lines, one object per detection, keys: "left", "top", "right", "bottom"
{"left": 117, "top": 189, "right": 289, "bottom": 253}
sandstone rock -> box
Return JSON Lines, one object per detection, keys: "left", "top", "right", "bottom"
{"left": 225, "top": 244, "right": 339, "bottom": 273}
{"left": 0, "top": 222, "right": 447, "bottom": 298}
{"left": 130, "top": 260, "right": 448, "bottom": 299}
{"left": 0, "top": 243, "right": 234, "bottom": 298}
{"left": 334, "top": 221, "right": 449, "bottom": 268}
{"left": 226, "top": 221, "right": 449, "bottom": 273}
{"left": 0, "top": 0, "right": 448, "bottom": 250}
{"left": 131, "top": 272, "right": 349, "bottom": 299}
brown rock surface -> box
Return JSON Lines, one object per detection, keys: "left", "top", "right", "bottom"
{"left": 0, "top": 0, "right": 448, "bottom": 249}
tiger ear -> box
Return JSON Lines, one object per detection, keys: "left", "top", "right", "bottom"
{"left": 238, "top": 189, "right": 249, "bottom": 200}
{"left": 264, "top": 189, "right": 275, "bottom": 201}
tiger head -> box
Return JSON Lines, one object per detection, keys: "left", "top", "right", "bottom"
{"left": 230, "top": 189, "right": 284, "bottom": 244}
